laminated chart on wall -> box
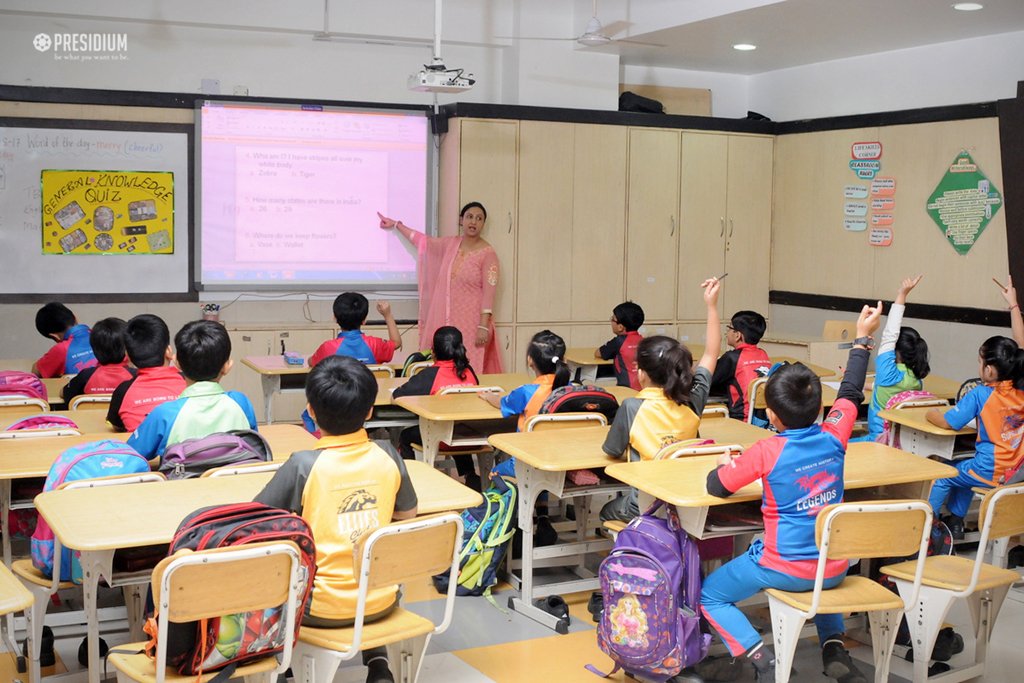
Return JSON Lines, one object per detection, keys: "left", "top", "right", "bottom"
{"left": 40, "top": 169, "right": 174, "bottom": 254}
{"left": 926, "top": 152, "right": 1002, "bottom": 256}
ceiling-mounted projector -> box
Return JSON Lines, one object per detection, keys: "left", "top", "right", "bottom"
{"left": 408, "top": 59, "right": 475, "bottom": 93}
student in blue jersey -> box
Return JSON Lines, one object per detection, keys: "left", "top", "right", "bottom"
{"left": 860, "top": 275, "right": 930, "bottom": 442}
{"left": 128, "top": 320, "right": 257, "bottom": 459}
{"left": 309, "top": 293, "right": 402, "bottom": 367}
{"left": 698, "top": 302, "right": 882, "bottom": 683}
{"left": 479, "top": 329, "right": 569, "bottom": 432}
{"left": 32, "top": 302, "right": 97, "bottom": 378}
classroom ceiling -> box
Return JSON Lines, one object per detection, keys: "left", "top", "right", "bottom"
{"left": 585, "top": 0, "right": 1024, "bottom": 74}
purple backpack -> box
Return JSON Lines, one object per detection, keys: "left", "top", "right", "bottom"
{"left": 31, "top": 440, "right": 150, "bottom": 580}
{"left": 159, "top": 429, "right": 271, "bottom": 480}
{"left": 0, "top": 371, "right": 47, "bottom": 401}
{"left": 589, "top": 500, "right": 710, "bottom": 682}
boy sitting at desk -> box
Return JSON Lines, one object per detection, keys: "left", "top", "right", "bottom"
{"left": 256, "top": 355, "right": 418, "bottom": 683}
{"left": 61, "top": 317, "right": 135, "bottom": 403}
{"left": 595, "top": 301, "right": 644, "bottom": 390}
{"left": 32, "top": 302, "right": 97, "bottom": 378}
{"left": 108, "top": 314, "right": 187, "bottom": 432}
{"left": 309, "top": 292, "right": 402, "bottom": 367}
{"left": 128, "top": 320, "right": 257, "bottom": 459}
{"left": 699, "top": 303, "right": 881, "bottom": 683}
{"left": 710, "top": 310, "right": 771, "bottom": 420}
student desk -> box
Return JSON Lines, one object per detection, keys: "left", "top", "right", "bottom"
{"left": 394, "top": 393, "right": 509, "bottom": 467}
{"left": 878, "top": 405, "right": 975, "bottom": 458}
{"left": 566, "top": 345, "right": 709, "bottom": 383}
{"left": 605, "top": 442, "right": 957, "bottom": 539}
{"left": 241, "top": 355, "right": 316, "bottom": 424}
{"left": 33, "top": 459, "right": 479, "bottom": 683}
{"left": 761, "top": 335, "right": 854, "bottom": 375}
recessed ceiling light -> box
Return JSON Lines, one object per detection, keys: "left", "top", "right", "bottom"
{"left": 953, "top": 3, "right": 984, "bottom": 10}
{"left": 733, "top": 43, "right": 757, "bottom": 51}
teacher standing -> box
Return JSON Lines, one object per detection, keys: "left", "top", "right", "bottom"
{"left": 377, "top": 202, "right": 503, "bottom": 373}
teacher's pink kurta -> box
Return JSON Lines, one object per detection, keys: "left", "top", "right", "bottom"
{"left": 410, "top": 231, "right": 503, "bottom": 373}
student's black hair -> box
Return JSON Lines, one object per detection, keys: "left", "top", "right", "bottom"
{"left": 124, "top": 314, "right": 171, "bottom": 369}
{"left": 35, "top": 302, "right": 76, "bottom": 338}
{"left": 764, "top": 362, "right": 822, "bottom": 429}
{"left": 613, "top": 301, "right": 645, "bottom": 332}
{"left": 459, "top": 201, "right": 487, "bottom": 220}
{"left": 527, "top": 329, "right": 570, "bottom": 389}
{"left": 305, "top": 355, "right": 377, "bottom": 436}
{"left": 980, "top": 336, "right": 1024, "bottom": 390}
{"left": 433, "top": 325, "right": 472, "bottom": 380}
{"left": 896, "top": 326, "right": 930, "bottom": 380}
{"left": 636, "top": 336, "right": 695, "bottom": 405}
{"left": 333, "top": 292, "right": 369, "bottom": 330}
{"left": 90, "top": 317, "right": 128, "bottom": 366}
{"left": 730, "top": 310, "right": 767, "bottom": 345}
{"left": 174, "top": 320, "right": 232, "bottom": 382}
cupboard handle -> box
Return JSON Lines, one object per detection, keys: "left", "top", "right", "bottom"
{"left": 720, "top": 217, "right": 725, "bottom": 237}
{"left": 507, "top": 211, "right": 513, "bottom": 234}
{"left": 242, "top": 335, "right": 252, "bottom": 342}
{"left": 728, "top": 218, "right": 734, "bottom": 238}
{"left": 670, "top": 216, "right": 676, "bottom": 237}
{"left": 504, "top": 335, "right": 510, "bottom": 350}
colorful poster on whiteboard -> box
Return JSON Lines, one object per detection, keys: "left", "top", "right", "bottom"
{"left": 926, "top": 153, "right": 1002, "bottom": 256}
{"left": 40, "top": 169, "right": 174, "bottom": 254}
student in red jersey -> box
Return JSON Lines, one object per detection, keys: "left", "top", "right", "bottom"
{"left": 393, "top": 326, "right": 480, "bottom": 484}
{"left": 106, "top": 314, "right": 186, "bottom": 432}
{"left": 308, "top": 293, "right": 402, "bottom": 368}
{"left": 698, "top": 303, "right": 882, "bottom": 683}
{"left": 61, "top": 317, "right": 135, "bottom": 403}
{"left": 710, "top": 310, "right": 771, "bottom": 421}
{"left": 32, "top": 302, "right": 97, "bottom": 378}
{"left": 595, "top": 301, "right": 645, "bottom": 390}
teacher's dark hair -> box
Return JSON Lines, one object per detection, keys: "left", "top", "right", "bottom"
{"left": 460, "top": 202, "right": 487, "bottom": 220}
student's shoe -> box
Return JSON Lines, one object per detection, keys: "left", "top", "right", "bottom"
{"left": 945, "top": 514, "right": 965, "bottom": 541}
{"left": 366, "top": 655, "right": 395, "bottom": 683}
{"left": 667, "top": 667, "right": 704, "bottom": 682}
{"left": 821, "top": 641, "right": 867, "bottom": 683}
{"left": 535, "top": 515, "right": 558, "bottom": 546}
{"left": 20, "top": 625, "right": 56, "bottom": 670}
{"left": 904, "top": 627, "right": 964, "bottom": 663}
{"left": 463, "top": 472, "right": 482, "bottom": 492}
{"left": 587, "top": 591, "right": 603, "bottom": 622}
{"left": 77, "top": 636, "right": 109, "bottom": 667}
{"left": 693, "top": 655, "right": 744, "bottom": 681}
{"left": 534, "top": 595, "right": 570, "bottom": 624}
{"left": 753, "top": 663, "right": 775, "bottom": 683}
{"left": 1008, "top": 544, "right": 1024, "bottom": 568}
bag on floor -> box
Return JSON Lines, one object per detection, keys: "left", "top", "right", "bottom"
{"left": 158, "top": 429, "right": 271, "bottom": 479}
{"left": 148, "top": 502, "right": 317, "bottom": 677}
{"left": 31, "top": 440, "right": 150, "bottom": 581}
{"left": 433, "top": 475, "right": 516, "bottom": 599}
{"left": 0, "top": 370, "right": 47, "bottom": 401}
{"left": 588, "top": 500, "right": 710, "bottom": 682}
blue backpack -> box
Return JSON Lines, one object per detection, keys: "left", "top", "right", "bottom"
{"left": 31, "top": 440, "right": 150, "bottom": 580}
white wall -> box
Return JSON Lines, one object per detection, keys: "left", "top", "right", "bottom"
{"left": 620, "top": 64, "right": 751, "bottom": 118}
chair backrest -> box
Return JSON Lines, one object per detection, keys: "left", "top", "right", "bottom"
{"left": 58, "top": 472, "right": 166, "bottom": 490}
{"left": 957, "top": 378, "right": 983, "bottom": 403}
{"left": 807, "top": 501, "right": 931, "bottom": 618}
{"left": 821, "top": 320, "right": 857, "bottom": 341}
{"left": 701, "top": 405, "right": 729, "bottom": 418}
{"left": 151, "top": 541, "right": 302, "bottom": 682}
{"left": 69, "top": 394, "right": 112, "bottom": 411}
{"left": 655, "top": 441, "right": 743, "bottom": 460}
{"left": 746, "top": 377, "right": 769, "bottom": 423}
{"left": 202, "top": 461, "right": 284, "bottom": 478}
{"left": 405, "top": 360, "right": 433, "bottom": 377}
{"left": 524, "top": 412, "right": 607, "bottom": 432}
{"left": 440, "top": 385, "right": 500, "bottom": 395}
{"left": 366, "top": 364, "right": 395, "bottom": 379}
{"left": 0, "top": 397, "right": 48, "bottom": 416}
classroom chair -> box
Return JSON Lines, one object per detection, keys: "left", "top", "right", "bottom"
{"left": 69, "top": 394, "right": 113, "bottom": 410}
{"left": 291, "top": 514, "right": 462, "bottom": 683}
{"left": 523, "top": 412, "right": 607, "bottom": 432}
{"left": 202, "top": 461, "right": 284, "bottom": 478}
{"left": 745, "top": 377, "right": 768, "bottom": 424}
{"left": 107, "top": 541, "right": 304, "bottom": 683}
{"left": 822, "top": 320, "right": 857, "bottom": 341}
{"left": 408, "top": 386, "right": 503, "bottom": 483}
{"left": 701, "top": 404, "right": 729, "bottom": 418}
{"left": 403, "top": 360, "right": 432, "bottom": 377}
{"left": 0, "top": 396, "right": 49, "bottom": 417}
{"left": 881, "top": 484, "right": 1024, "bottom": 683}
{"left": 13, "top": 472, "right": 167, "bottom": 682}
{"left": 367, "top": 364, "right": 395, "bottom": 379}
{"left": 766, "top": 501, "right": 932, "bottom": 683}
{"left": 0, "top": 563, "right": 34, "bottom": 668}
{"left": 654, "top": 441, "right": 743, "bottom": 460}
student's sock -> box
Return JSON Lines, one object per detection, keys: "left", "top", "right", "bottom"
{"left": 365, "top": 655, "right": 394, "bottom": 683}
{"left": 746, "top": 642, "right": 775, "bottom": 673}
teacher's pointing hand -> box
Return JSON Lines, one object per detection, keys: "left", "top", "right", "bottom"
{"left": 377, "top": 212, "right": 398, "bottom": 230}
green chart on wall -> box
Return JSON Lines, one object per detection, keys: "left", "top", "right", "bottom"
{"left": 925, "top": 152, "right": 1002, "bottom": 256}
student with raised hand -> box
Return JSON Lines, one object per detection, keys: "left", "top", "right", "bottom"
{"left": 995, "top": 275, "right": 1024, "bottom": 346}
{"left": 861, "top": 274, "right": 930, "bottom": 442}
{"left": 600, "top": 277, "right": 722, "bottom": 522}
{"left": 926, "top": 335, "right": 1024, "bottom": 539}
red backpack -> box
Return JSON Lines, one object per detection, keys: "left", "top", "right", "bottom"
{"left": 0, "top": 371, "right": 47, "bottom": 401}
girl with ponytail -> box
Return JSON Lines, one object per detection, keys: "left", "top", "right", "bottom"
{"left": 926, "top": 335, "right": 1024, "bottom": 538}
{"left": 600, "top": 277, "right": 723, "bottom": 523}
{"left": 479, "top": 329, "right": 569, "bottom": 431}
{"left": 862, "top": 275, "right": 932, "bottom": 441}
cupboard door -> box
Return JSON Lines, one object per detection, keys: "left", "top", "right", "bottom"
{"left": 678, "top": 132, "right": 728, "bottom": 320}
{"left": 725, "top": 135, "right": 774, "bottom": 315}
{"left": 514, "top": 325, "right": 574, "bottom": 376}
{"left": 517, "top": 121, "right": 574, "bottom": 322}
{"left": 459, "top": 119, "right": 518, "bottom": 324}
{"left": 494, "top": 325, "right": 516, "bottom": 376}
{"left": 224, "top": 329, "right": 276, "bottom": 420}
{"left": 626, "top": 128, "right": 680, "bottom": 320}
{"left": 572, "top": 124, "right": 628, "bottom": 321}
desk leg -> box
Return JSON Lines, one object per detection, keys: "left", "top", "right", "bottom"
{"left": 260, "top": 374, "right": 281, "bottom": 425}
{"left": 79, "top": 548, "right": 115, "bottom": 683}
{"left": 0, "top": 481, "right": 14, "bottom": 644}
{"left": 417, "top": 418, "right": 453, "bottom": 469}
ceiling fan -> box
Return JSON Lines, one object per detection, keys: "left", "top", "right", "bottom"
{"left": 504, "top": 0, "right": 663, "bottom": 48}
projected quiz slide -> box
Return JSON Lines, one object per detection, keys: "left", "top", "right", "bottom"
{"left": 199, "top": 102, "right": 428, "bottom": 288}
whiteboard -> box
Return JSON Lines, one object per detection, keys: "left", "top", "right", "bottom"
{"left": 0, "top": 121, "right": 190, "bottom": 296}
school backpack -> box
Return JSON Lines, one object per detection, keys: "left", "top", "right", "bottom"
{"left": 0, "top": 371, "right": 47, "bottom": 401}
{"left": 877, "top": 390, "right": 941, "bottom": 447}
{"left": 402, "top": 350, "right": 433, "bottom": 377}
{"left": 150, "top": 502, "right": 317, "bottom": 677}
{"left": 588, "top": 500, "right": 710, "bottom": 682}
{"left": 31, "top": 440, "right": 150, "bottom": 580}
{"left": 540, "top": 383, "right": 619, "bottom": 423}
{"left": 433, "top": 475, "right": 517, "bottom": 601}
{"left": 158, "top": 429, "right": 271, "bottom": 479}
